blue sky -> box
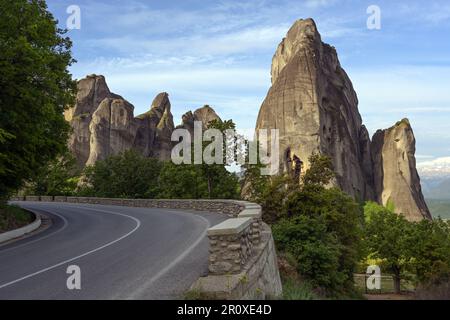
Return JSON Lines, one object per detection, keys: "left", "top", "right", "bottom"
{"left": 47, "top": 0, "right": 450, "bottom": 167}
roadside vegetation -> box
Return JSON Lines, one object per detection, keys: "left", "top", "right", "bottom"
{"left": 21, "top": 119, "right": 241, "bottom": 200}
{"left": 245, "top": 154, "right": 450, "bottom": 299}
{"left": 0, "top": 204, "right": 33, "bottom": 233}
{"left": 0, "top": 1, "right": 76, "bottom": 229}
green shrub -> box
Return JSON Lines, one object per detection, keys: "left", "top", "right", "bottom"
{"left": 270, "top": 154, "right": 363, "bottom": 297}
{"left": 363, "top": 202, "right": 450, "bottom": 293}
{"left": 81, "top": 150, "right": 163, "bottom": 199}
{"left": 0, "top": 204, "right": 33, "bottom": 233}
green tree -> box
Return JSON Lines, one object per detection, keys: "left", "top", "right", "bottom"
{"left": 301, "top": 153, "right": 334, "bottom": 189}
{"left": 157, "top": 161, "right": 239, "bottom": 199}
{"left": 277, "top": 187, "right": 363, "bottom": 296}
{"left": 0, "top": 0, "right": 77, "bottom": 201}
{"left": 81, "top": 150, "right": 163, "bottom": 199}
{"left": 271, "top": 154, "right": 363, "bottom": 296}
{"left": 157, "top": 162, "right": 207, "bottom": 199}
{"left": 26, "top": 152, "right": 79, "bottom": 196}
{"left": 200, "top": 119, "right": 240, "bottom": 198}
{"left": 240, "top": 161, "right": 269, "bottom": 203}
{"left": 273, "top": 215, "right": 342, "bottom": 292}
{"left": 364, "top": 202, "right": 415, "bottom": 294}
{"left": 410, "top": 218, "right": 450, "bottom": 285}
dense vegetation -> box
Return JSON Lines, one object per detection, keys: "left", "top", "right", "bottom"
{"left": 0, "top": 0, "right": 76, "bottom": 202}
{"left": 24, "top": 119, "right": 241, "bottom": 200}
{"left": 364, "top": 202, "right": 450, "bottom": 294}
{"left": 77, "top": 150, "right": 240, "bottom": 199}
{"left": 0, "top": 204, "right": 33, "bottom": 233}
{"left": 246, "top": 154, "right": 364, "bottom": 297}
{"left": 246, "top": 154, "right": 450, "bottom": 298}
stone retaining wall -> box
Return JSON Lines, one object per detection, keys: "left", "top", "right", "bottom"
{"left": 12, "top": 195, "right": 282, "bottom": 299}
{"left": 191, "top": 225, "right": 282, "bottom": 300}
{"left": 12, "top": 196, "right": 244, "bottom": 217}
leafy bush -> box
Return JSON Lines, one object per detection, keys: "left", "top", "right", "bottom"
{"left": 157, "top": 162, "right": 239, "bottom": 199}
{"left": 364, "top": 202, "right": 415, "bottom": 293}
{"left": 270, "top": 154, "right": 363, "bottom": 296}
{"left": 410, "top": 218, "right": 450, "bottom": 285}
{"left": 363, "top": 202, "right": 450, "bottom": 293}
{"left": 81, "top": 150, "right": 163, "bottom": 199}
{"left": 0, "top": 204, "right": 33, "bottom": 233}
{"left": 78, "top": 148, "right": 240, "bottom": 200}
{"left": 24, "top": 152, "right": 80, "bottom": 196}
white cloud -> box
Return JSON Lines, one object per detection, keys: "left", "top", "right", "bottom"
{"left": 71, "top": 54, "right": 270, "bottom": 129}
{"left": 349, "top": 65, "right": 450, "bottom": 113}
{"left": 86, "top": 23, "right": 290, "bottom": 57}
{"left": 417, "top": 156, "right": 450, "bottom": 177}
{"left": 304, "top": 0, "right": 337, "bottom": 8}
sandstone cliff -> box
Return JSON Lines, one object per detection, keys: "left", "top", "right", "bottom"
{"left": 372, "top": 119, "right": 432, "bottom": 221}
{"left": 65, "top": 75, "right": 123, "bottom": 167}
{"left": 176, "top": 105, "right": 221, "bottom": 134}
{"left": 67, "top": 76, "right": 219, "bottom": 167}
{"left": 255, "top": 18, "right": 430, "bottom": 220}
{"left": 66, "top": 76, "right": 175, "bottom": 167}
{"left": 256, "top": 18, "right": 374, "bottom": 201}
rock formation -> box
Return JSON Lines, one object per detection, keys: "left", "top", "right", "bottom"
{"left": 66, "top": 76, "right": 175, "bottom": 167}
{"left": 66, "top": 76, "right": 219, "bottom": 168}
{"left": 256, "top": 18, "right": 374, "bottom": 201}
{"left": 372, "top": 119, "right": 432, "bottom": 221}
{"left": 133, "top": 92, "right": 174, "bottom": 161}
{"left": 255, "top": 18, "right": 431, "bottom": 220}
{"left": 65, "top": 75, "right": 123, "bottom": 168}
{"left": 176, "top": 105, "right": 221, "bottom": 134}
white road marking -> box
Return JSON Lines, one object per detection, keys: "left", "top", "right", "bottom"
{"left": 125, "top": 213, "right": 210, "bottom": 299}
{"left": 0, "top": 207, "right": 141, "bottom": 290}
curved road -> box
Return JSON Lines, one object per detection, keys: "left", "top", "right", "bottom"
{"left": 0, "top": 202, "right": 226, "bottom": 300}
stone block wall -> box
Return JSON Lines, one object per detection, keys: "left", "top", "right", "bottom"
{"left": 208, "top": 218, "right": 254, "bottom": 275}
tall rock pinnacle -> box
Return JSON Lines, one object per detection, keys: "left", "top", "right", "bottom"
{"left": 255, "top": 18, "right": 431, "bottom": 220}
{"left": 372, "top": 119, "right": 432, "bottom": 221}
{"left": 256, "top": 18, "right": 375, "bottom": 201}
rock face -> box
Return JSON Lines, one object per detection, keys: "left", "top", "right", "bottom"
{"left": 65, "top": 75, "right": 122, "bottom": 168}
{"left": 67, "top": 76, "right": 175, "bottom": 167}
{"left": 176, "top": 105, "right": 221, "bottom": 134}
{"left": 372, "top": 120, "right": 432, "bottom": 221}
{"left": 256, "top": 19, "right": 374, "bottom": 201}
{"left": 255, "top": 18, "right": 430, "bottom": 220}
{"left": 133, "top": 92, "right": 175, "bottom": 161}
{"left": 67, "top": 76, "right": 220, "bottom": 168}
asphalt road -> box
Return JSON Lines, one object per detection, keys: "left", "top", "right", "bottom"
{"left": 0, "top": 202, "right": 226, "bottom": 300}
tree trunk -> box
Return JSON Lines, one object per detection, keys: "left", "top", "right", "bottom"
{"left": 207, "top": 175, "right": 212, "bottom": 199}
{"left": 393, "top": 273, "right": 401, "bottom": 294}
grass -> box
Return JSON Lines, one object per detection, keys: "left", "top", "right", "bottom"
{"left": 426, "top": 198, "right": 450, "bottom": 220}
{"left": 0, "top": 204, "right": 33, "bottom": 233}
{"left": 277, "top": 252, "right": 321, "bottom": 300}
{"left": 354, "top": 274, "right": 415, "bottom": 294}
{"left": 282, "top": 278, "right": 319, "bottom": 300}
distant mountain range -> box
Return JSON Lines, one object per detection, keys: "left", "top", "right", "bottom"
{"left": 418, "top": 157, "right": 450, "bottom": 200}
